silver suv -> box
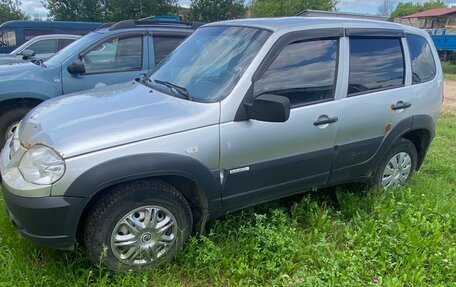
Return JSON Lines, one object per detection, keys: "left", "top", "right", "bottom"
{"left": 0, "top": 17, "right": 443, "bottom": 271}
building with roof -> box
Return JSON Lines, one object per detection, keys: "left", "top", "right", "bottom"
{"left": 395, "top": 8, "right": 456, "bottom": 30}
{"left": 297, "top": 9, "right": 388, "bottom": 21}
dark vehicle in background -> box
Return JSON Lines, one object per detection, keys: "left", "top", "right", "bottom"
{"left": 0, "top": 20, "right": 100, "bottom": 54}
{"left": 0, "top": 34, "right": 81, "bottom": 65}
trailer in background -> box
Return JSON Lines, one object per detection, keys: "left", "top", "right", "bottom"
{"left": 431, "top": 28, "right": 456, "bottom": 63}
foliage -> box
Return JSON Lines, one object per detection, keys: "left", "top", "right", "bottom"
{"left": 377, "top": 0, "right": 394, "bottom": 16}
{"left": 105, "top": 0, "right": 178, "bottom": 22}
{"left": 44, "top": 0, "right": 178, "bottom": 22}
{"left": 0, "top": 112, "right": 454, "bottom": 286}
{"left": 443, "top": 61, "right": 456, "bottom": 74}
{"left": 188, "top": 0, "right": 246, "bottom": 22}
{"left": 43, "top": 0, "right": 106, "bottom": 22}
{"left": 0, "top": 0, "right": 27, "bottom": 22}
{"left": 390, "top": 0, "right": 446, "bottom": 19}
{"left": 249, "top": 0, "right": 338, "bottom": 17}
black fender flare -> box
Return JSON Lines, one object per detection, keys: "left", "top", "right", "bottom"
{"left": 65, "top": 153, "right": 221, "bottom": 213}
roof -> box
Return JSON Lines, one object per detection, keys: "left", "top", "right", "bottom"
{"left": 206, "top": 17, "right": 405, "bottom": 32}
{"left": 402, "top": 8, "right": 456, "bottom": 18}
{"left": 0, "top": 20, "right": 101, "bottom": 29}
{"left": 298, "top": 9, "right": 388, "bottom": 21}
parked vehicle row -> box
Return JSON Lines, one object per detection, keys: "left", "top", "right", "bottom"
{"left": 0, "top": 17, "right": 443, "bottom": 272}
{"left": 0, "top": 19, "right": 198, "bottom": 145}
{"left": 0, "top": 34, "right": 81, "bottom": 65}
{"left": 0, "top": 20, "right": 100, "bottom": 54}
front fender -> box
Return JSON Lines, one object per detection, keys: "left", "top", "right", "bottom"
{"left": 64, "top": 153, "right": 221, "bottom": 213}
{"left": 0, "top": 80, "right": 59, "bottom": 102}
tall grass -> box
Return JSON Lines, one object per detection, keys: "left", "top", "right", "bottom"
{"left": 442, "top": 61, "right": 456, "bottom": 74}
{"left": 0, "top": 113, "right": 454, "bottom": 286}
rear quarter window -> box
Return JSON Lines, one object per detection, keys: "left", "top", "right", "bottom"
{"left": 406, "top": 34, "right": 436, "bottom": 84}
{"left": 348, "top": 37, "right": 405, "bottom": 96}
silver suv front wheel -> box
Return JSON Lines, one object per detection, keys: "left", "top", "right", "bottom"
{"left": 84, "top": 180, "right": 193, "bottom": 271}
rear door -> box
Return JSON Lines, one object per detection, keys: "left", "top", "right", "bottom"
{"left": 329, "top": 29, "right": 414, "bottom": 183}
{"left": 62, "top": 33, "right": 148, "bottom": 94}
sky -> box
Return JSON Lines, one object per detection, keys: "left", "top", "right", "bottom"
{"left": 20, "top": 0, "right": 456, "bottom": 19}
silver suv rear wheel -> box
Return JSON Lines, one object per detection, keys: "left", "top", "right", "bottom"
{"left": 374, "top": 139, "right": 417, "bottom": 190}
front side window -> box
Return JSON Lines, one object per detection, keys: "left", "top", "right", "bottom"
{"left": 406, "top": 34, "right": 436, "bottom": 84}
{"left": 348, "top": 38, "right": 404, "bottom": 96}
{"left": 0, "top": 30, "right": 17, "bottom": 47}
{"left": 27, "top": 39, "right": 59, "bottom": 54}
{"left": 153, "top": 35, "right": 187, "bottom": 65}
{"left": 82, "top": 35, "right": 143, "bottom": 74}
{"left": 150, "top": 26, "right": 271, "bottom": 102}
{"left": 255, "top": 39, "right": 338, "bottom": 107}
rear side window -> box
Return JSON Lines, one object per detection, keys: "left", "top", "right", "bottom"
{"left": 348, "top": 38, "right": 404, "bottom": 96}
{"left": 406, "top": 34, "right": 436, "bottom": 84}
{"left": 153, "top": 35, "right": 187, "bottom": 65}
{"left": 255, "top": 39, "right": 339, "bottom": 107}
{"left": 24, "top": 29, "right": 56, "bottom": 41}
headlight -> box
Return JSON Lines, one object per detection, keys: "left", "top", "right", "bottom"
{"left": 18, "top": 145, "right": 65, "bottom": 185}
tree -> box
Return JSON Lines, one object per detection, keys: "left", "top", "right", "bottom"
{"left": 390, "top": 0, "right": 446, "bottom": 19}
{"left": 105, "top": 0, "right": 178, "bottom": 22}
{"left": 249, "top": 0, "right": 338, "bottom": 17}
{"left": 44, "top": 0, "right": 107, "bottom": 21}
{"left": 188, "top": 0, "right": 246, "bottom": 22}
{"left": 377, "top": 0, "right": 394, "bottom": 17}
{"left": 0, "top": 0, "right": 28, "bottom": 22}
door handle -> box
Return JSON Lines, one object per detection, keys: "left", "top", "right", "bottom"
{"left": 391, "top": 101, "right": 412, "bottom": 110}
{"left": 313, "top": 116, "right": 338, "bottom": 126}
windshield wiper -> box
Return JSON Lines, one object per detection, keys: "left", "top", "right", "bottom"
{"left": 135, "top": 74, "right": 154, "bottom": 88}
{"left": 154, "top": 79, "right": 192, "bottom": 101}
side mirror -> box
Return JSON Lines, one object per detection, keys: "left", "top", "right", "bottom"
{"left": 246, "top": 94, "right": 291, "bottom": 122}
{"left": 21, "top": 49, "right": 35, "bottom": 60}
{"left": 67, "top": 60, "right": 86, "bottom": 75}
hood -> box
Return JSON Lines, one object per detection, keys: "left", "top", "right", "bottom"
{"left": 0, "top": 54, "right": 15, "bottom": 65}
{"left": 19, "top": 81, "right": 220, "bottom": 158}
{"left": 0, "top": 62, "right": 43, "bottom": 78}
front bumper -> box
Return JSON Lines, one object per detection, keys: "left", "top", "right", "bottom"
{"left": 2, "top": 182, "right": 88, "bottom": 250}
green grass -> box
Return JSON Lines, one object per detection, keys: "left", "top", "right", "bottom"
{"left": 444, "top": 73, "right": 456, "bottom": 81}
{"left": 442, "top": 61, "right": 456, "bottom": 75}
{"left": 0, "top": 113, "right": 455, "bottom": 286}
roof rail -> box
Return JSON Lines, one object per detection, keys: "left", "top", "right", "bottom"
{"left": 104, "top": 19, "right": 203, "bottom": 31}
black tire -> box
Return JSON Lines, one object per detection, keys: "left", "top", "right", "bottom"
{"left": 0, "top": 107, "right": 31, "bottom": 147}
{"left": 372, "top": 139, "right": 418, "bottom": 189}
{"left": 83, "top": 180, "right": 193, "bottom": 271}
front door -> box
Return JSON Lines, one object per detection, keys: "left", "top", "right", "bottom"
{"left": 62, "top": 33, "right": 148, "bottom": 94}
{"left": 220, "top": 34, "right": 343, "bottom": 209}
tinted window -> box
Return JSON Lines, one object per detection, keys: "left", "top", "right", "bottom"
{"left": 349, "top": 38, "right": 404, "bottom": 96}
{"left": 24, "top": 29, "right": 55, "bottom": 41}
{"left": 0, "top": 30, "right": 17, "bottom": 47}
{"left": 60, "top": 29, "right": 92, "bottom": 36}
{"left": 153, "top": 35, "right": 186, "bottom": 65}
{"left": 27, "top": 39, "right": 59, "bottom": 54}
{"left": 59, "top": 38, "right": 76, "bottom": 50}
{"left": 82, "top": 35, "right": 142, "bottom": 74}
{"left": 255, "top": 39, "right": 338, "bottom": 107}
{"left": 406, "top": 34, "right": 436, "bottom": 84}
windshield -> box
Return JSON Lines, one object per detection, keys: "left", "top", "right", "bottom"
{"left": 45, "top": 32, "right": 103, "bottom": 66}
{"left": 0, "top": 29, "right": 17, "bottom": 47}
{"left": 150, "top": 26, "right": 271, "bottom": 102}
